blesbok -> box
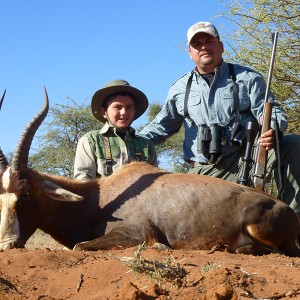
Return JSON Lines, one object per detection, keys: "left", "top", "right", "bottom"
{"left": 0, "top": 89, "right": 300, "bottom": 256}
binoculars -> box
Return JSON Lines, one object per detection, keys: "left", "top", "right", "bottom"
{"left": 197, "top": 123, "right": 222, "bottom": 158}
{"left": 198, "top": 122, "right": 246, "bottom": 163}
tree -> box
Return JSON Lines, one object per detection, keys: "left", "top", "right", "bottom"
{"left": 29, "top": 98, "right": 100, "bottom": 177}
{"left": 218, "top": 0, "right": 300, "bottom": 133}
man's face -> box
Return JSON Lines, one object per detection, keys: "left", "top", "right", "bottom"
{"left": 189, "top": 32, "right": 224, "bottom": 74}
{"left": 101, "top": 95, "right": 135, "bottom": 129}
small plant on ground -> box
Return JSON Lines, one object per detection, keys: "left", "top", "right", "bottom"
{"left": 112, "top": 243, "right": 186, "bottom": 289}
{"left": 200, "top": 261, "right": 221, "bottom": 274}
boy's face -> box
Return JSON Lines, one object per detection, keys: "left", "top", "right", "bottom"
{"left": 100, "top": 95, "right": 135, "bottom": 129}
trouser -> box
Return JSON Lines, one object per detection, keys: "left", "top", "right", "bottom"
{"left": 188, "top": 134, "right": 300, "bottom": 217}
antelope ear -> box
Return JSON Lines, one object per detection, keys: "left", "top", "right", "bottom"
{"left": 41, "top": 180, "right": 83, "bottom": 201}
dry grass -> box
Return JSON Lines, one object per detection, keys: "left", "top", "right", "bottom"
{"left": 112, "top": 243, "right": 186, "bottom": 289}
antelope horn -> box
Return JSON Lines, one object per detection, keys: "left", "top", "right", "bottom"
{"left": 0, "top": 147, "right": 9, "bottom": 170}
{"left": 11, "top": 87, "right": 49, "bottom": 172}
{"left": 0, "top": 89, "right": 6, "bottom": 111}
{"left": 0, "top": 89, "right": 9, "bottom": 170}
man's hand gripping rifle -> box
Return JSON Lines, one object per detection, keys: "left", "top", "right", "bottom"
{"left": 238, "top": 32, "right": 279, "bottom": 191}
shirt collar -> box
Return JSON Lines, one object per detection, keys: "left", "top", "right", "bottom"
{"left": 193, "top": 59, "right": 225, "bottom": 76}
{"left": 99, "top": 122, "right": 136, "bottom": 136}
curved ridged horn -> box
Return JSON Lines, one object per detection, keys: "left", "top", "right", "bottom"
{"left": 11, "top": 87, "right": 49, "bottom": 172}
{"left": 0, "top": 147, "right": 9, "bottom": 170}
{"left": 0, "top": 89, "right": 6, "bottom": 111}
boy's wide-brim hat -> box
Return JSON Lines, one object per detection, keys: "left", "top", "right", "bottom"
{"left": 91, "top": 79, "right": 149, "bottom": 123}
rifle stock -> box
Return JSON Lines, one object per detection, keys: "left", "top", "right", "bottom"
{"left": 252, "top": 102, "right": 272, "bottom": 190}
{"left": 252, "top": 31, "right": 278, "bottom": 191}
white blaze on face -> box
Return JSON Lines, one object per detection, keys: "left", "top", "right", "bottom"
{"left": 0, "top": 168, "right": 20, "bottom": 250}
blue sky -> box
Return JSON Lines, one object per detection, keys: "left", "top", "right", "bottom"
{"left": 1, "top": 0, "right": 231, "bottom": 155}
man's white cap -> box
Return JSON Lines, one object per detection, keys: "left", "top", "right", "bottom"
{"left": 187, "top": 21, "right": 219, "bottom": 44}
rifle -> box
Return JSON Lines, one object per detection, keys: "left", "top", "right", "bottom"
{"left": 252, "top": 31, "right": 279, "bottom": 191}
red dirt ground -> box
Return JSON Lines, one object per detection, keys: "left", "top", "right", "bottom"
{"left": 0, "top": 232, "right": 299, "bottom": 300}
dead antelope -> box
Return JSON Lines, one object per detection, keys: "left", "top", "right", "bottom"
{"left": 0, "top": 89, "right": 299, "bottom": 256}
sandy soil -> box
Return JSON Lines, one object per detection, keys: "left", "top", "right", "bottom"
{"left": 0, "top": 232, "right": 299, "bottom": 300}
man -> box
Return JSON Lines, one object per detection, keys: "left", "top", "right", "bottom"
{"left": 140, "top": 21, "right": 300, "bottom": 219}
{"left": 74, "top": 79, "right": 157, "bottom": 179}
